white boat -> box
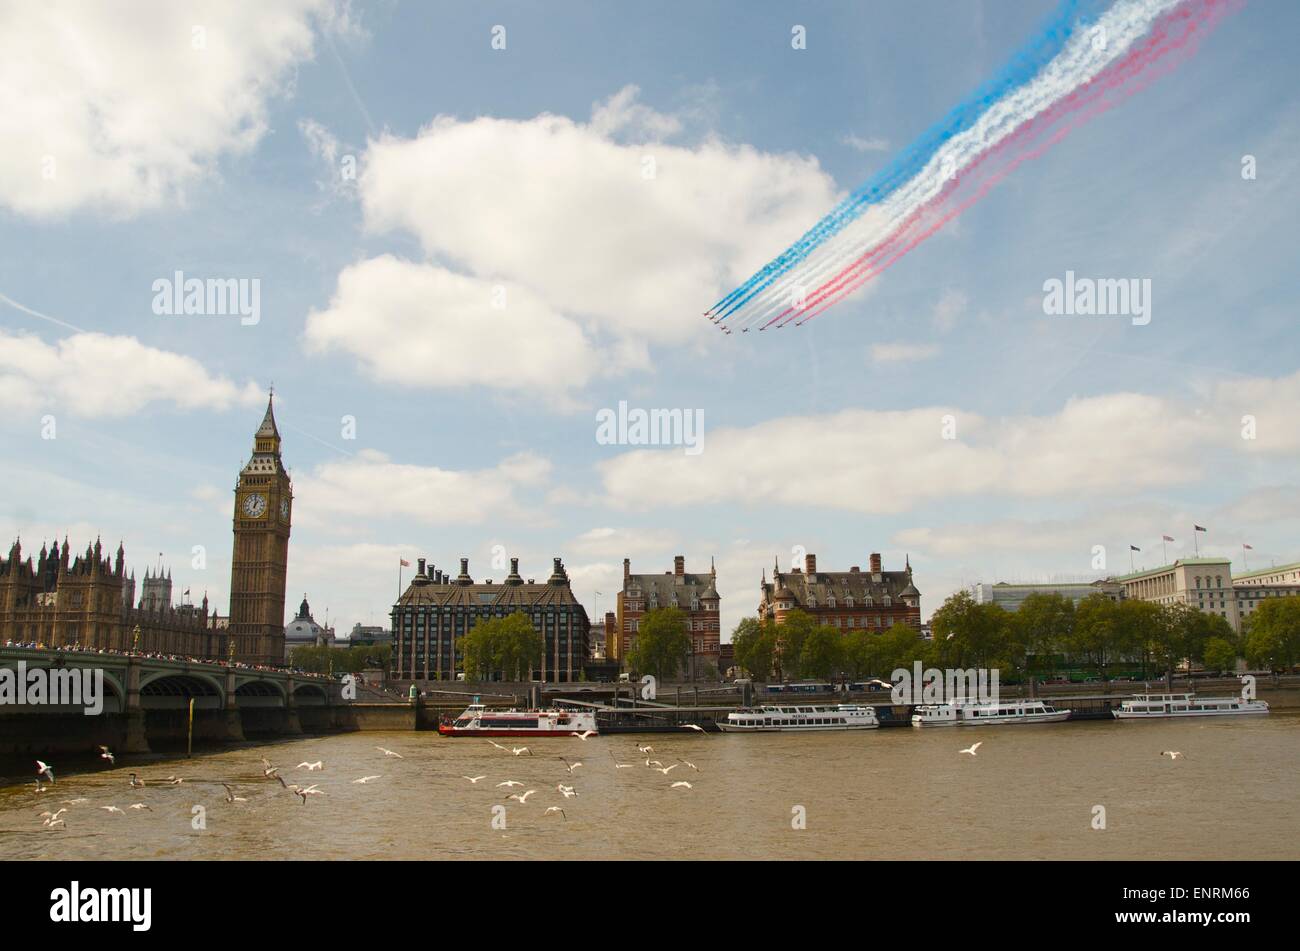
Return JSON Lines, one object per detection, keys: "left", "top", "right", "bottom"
{"left": 719, "top": 703, "right": 879, "bottom": 732}
{"left": 1112, "top": 693, "right": 1269, "bottom": 719}
{"left": 438, "top": 702, "right": 598, "bottom": 737}
{"left": 912, "top": 698, "right": 1071, "bottom": 727}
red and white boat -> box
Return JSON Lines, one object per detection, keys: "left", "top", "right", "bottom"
{"left": 438, "top": 702, "right": 598, "bottom": 738}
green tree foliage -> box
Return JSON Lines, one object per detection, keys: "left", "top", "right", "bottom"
{"left": 774, "top": 609, "right": 817, "bottom": 679}
{"left": 1202, "top": 636, "right": 1238, "bottom": 674}
{"left": 290, "top": 642, "right": 392, "bottom": 674}
{"left": 1011, "top": 592, "right": 1073, "bottom": 676}
{"left": 731, "top": 617, "right": 777, "bottom": 679}
{"left": 627, "top": 606, "right": 691, "bottom": 681}
{"left": 930, "top": 591, "right": 1010, "bottom": 669}
{"left": 460, "top": 612, "right": 543, "bottom": 681}
{"left": 1245, "top": 597, "right": 1300, "bottom": 671}
{"left": 797, "top": 625, "right": 843, "bottom": 680}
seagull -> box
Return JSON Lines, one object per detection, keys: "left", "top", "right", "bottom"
{"left": 670, "top": 781, "right": 693, "bottom": 789}
{"left": 609, "top": 752, "right": 633, "bottom": 769}
{"left": 129, "top": 773, "right": 145, "bottom": 788}
{"left": 352, "top": 775, "right": 382, "bottom": 784}
{"left": 286, "top": 784, "right": 322, "bottom": 804}
{"left": 496, "top": 780, "right": 524, "bottom": 788}
{"left": 637, "top": 744, "right": 655, "bottom": 754}
{"left": 221, "top": 783, "right": 248, "bottom": 803}
{"left": 487, "top": 740, "right": 510, "bottom": 752}
{"left": 681, "top": 723, "right": 707, "bottom": 734}
{"left": 376, "top": 747, "right": 403, "bottom": 758}
{"left": 645, "top": 758, "right": 664, "bottom": 769}
{"left": 165, "top": 776, "right": 184, "bottom": 785}
{"left": 296, "top": 761, "right": 323, "bottom": 771}
{"left": 61, "top": 798, "right": 89, "bottom": 806}
{"left": 506, "top": 790, "right": 536, "bottom": 804}
{"left": 510, "top": 746, "right": 533, "bottom": 757}
{"left": 98, "top": 746, "right": 115, "bottom": 765}
{"left": 39, "top": 808, "right": 67, "bottom": 823}
{"left": 559, "top": 757, "right": 583, "bottom": 774}
{"left": 544, "top": 806, "right": 567, "bottom": 819}
{"left": 570, "top": 730, "right": 597, "bottom": 741}
{"left": 44, "top": 816, "right": 66, "bottom": 829}
{"left": 36, "top": 760, "right": 55, "bottom": 784}
{"left": 959, "top": 742, "right": 982, "bottom": 757}
{"left": 261, "top": 758, "right": 280, "bottom": 778}
{"left": 1161, "top": 751, "right": 1184, "bottom": 759}
{"left": 652, "top": 764, "right": 678, "bottom": 775}
{"left": 129, "top": 803, "right": 152, "bottom": 811}
{"left": 462, "top": 776, "right": 487, "bottom": 784}
{"left": 557, "top": 784, "right": 578, "bottom": 799}
{"left": 678, "top": 760, "right": 700, "bottom": 771}
{"left": 101, "top": 805, "right": 125, "bottom": 814}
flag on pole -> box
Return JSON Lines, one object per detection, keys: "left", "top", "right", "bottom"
{"left": 1243, "top": 543, "right": 1254, "bottom": 550}
{"left": 1194, "top": 525, "right": 1207, "bottom": 532}
{"left": 1129, "top": 545, "right": 1141, "bottom": 552}
{"left": 399, "top": 558, "right": 411, "bottom": 567}
{"left": 1162, "top": 535, "right": 1174, "bottom": 542}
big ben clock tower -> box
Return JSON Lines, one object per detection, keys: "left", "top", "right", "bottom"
{"left": 229, "top": 392, "right": 292, "bottom": 663}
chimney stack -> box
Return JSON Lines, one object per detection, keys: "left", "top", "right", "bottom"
{"left": 417, "top": 557, "right": 426, "bottom": 576}
{"left": 623, "top": 558, "right": 631, "bottom": 582}
{"left": 511, "top": 557, "right": 519, "bottom": 574}
{"left": 805, "top": 553, "right": 817, "bottom": 575}
{"left": 870, "top": 552, "right": 882, "bottom": 577}
{"left": 674, "top": 555, "right": 685, "bottom": 576}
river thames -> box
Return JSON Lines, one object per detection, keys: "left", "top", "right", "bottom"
{"left": 4, "top": 715, "right": 1297, "bottom": 860}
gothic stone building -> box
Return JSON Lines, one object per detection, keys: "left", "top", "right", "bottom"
{"left": 391, "top": 556, "right": 589, "bottom": 683}
{"left": 615, "top": 555, "right": 721, "bottom": 677}
{"left": 759, "top": 552, "right": 921, "bottom": 633}
{"left": 0, "top": 537, "right": 225, "bottom": 656}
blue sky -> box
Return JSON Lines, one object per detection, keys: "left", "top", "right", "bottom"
{"left": 2, "top": 0, "right": 1298, "bottom": 638}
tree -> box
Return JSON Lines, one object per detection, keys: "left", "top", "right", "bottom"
{"left": 1012, "top": 592, "right": 1073, "bottom": 678}
{"left": 798, "top": 625, "right": 843, "bottom": 680}
{"left": 842, "top": 629, "right": 879, "bottom": 679}
{"left": 461, "top": 612, "right": 542, "bottom": 681}
{"left": 775, "top": 609, "right": 817, "bottom": 680}
{"left": 1203, "top": 637, "right": 1238, "bottom": 675}
{"left": 731, "top": 617, "right": 776, "bottom": 679}
{"left": 628, "top": 607, "right": 691, "bottom": 681}
{"left": 1245, "top": 597, "right": 1300, "bottom": 672}
{"left": 930, "top": 591, "right": 1011, "bottom": 670}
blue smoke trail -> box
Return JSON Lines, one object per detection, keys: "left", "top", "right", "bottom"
{"left": 710, "top": 0, "right": 1112, "bottom": 322}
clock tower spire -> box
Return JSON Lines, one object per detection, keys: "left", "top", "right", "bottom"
{"left": 229, "top": 391, "right": 292, "bottom": 664}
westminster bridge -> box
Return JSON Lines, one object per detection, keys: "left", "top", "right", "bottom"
{"left": 0, "top": 646, "right": 350, "bottom": 755}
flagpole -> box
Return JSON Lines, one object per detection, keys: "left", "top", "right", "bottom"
{"left": 397, "top": 560, "right": 403, "bottom": 600}
{"left": 1162, "top": 538, "right": 1167, "bottom": 564}
{"left": 1243, "top": 544, "right": 1249, "bottom": 572}
{"left": 1193, "top": 527, "right": 1199, "bottom": 557}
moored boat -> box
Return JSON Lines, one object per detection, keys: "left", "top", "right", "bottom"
{"left": 1112, "top": 693, "right": 1268, "bottom": 719}
{"left": 912, "top": 698, "right": 1071, "bottom": 727}
{"left": 438, "top": 702, "right": 598, "bottom": 737}
{"left": 718, "top": 703, "right": 879, "bottom": 732}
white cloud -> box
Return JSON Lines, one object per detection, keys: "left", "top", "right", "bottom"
{"left": 291, "top": 448, "right": 551, "bottom": 529}
{"left": 932, "top": 289, "right": 968, "bottom": 332}
{"left": 0, "top": 0, "right": 336, "bottom": 218}
{"left": 303, "top": 254, "right": 602, "bottom": 398}
{"left": 356, "top": 87, "right": 841, "bottom": 349}
{"left": 0, "top": 330, "right": 262, "bottom": 418}
{"left": 589, "top": 85, "right": 683, "bottom": 142}
{"left": 597, "top": 391, "right": 1229, "bottom": 516}
{"left": 570, "top": 526, "right": 679, "bottom": 558}
{"left": 870, "top": 342, "right": 939, "bottom": 364}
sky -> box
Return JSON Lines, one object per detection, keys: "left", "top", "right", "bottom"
{"left": 2, "top": 0, "right": 1298, "bottom": 641}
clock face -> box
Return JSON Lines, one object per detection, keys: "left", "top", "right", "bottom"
{"left": 279, "top": 498, "right": 290, "bottom": 521}
{"left": 241, "top": 493, "right": 267, "bottom": 518}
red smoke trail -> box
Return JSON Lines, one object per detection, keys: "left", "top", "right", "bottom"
{"left": 777, "top": 0, "right": 1238, "bottom": 329}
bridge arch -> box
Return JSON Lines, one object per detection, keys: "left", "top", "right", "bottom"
{"left": 138, "top": 671, "right": 224, "bottom": 710}
{"left": 0, "top": 658, "right": 126, "bottom": 714}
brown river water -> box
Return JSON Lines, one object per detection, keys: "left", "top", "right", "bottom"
{"left": 3, "top": 715, "right": 1297, "bottom": 860}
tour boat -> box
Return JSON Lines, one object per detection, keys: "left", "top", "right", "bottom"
{"left": 1112, "top": 693, "right": 1269, "bottom": 720}
{"left": 718, "top": 703, "right": 879, "bottom": 732}
{"left": 438, "top": 702, "right": 598, "bottom": 737}
{"left": 911, "top": 698, "right": 1071, "bottom": 727}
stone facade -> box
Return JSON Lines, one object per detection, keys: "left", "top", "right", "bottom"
{"left": 759, "top": 552, "right": 921, "bottom": 632}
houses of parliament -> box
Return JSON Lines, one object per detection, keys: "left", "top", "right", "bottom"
{"left": 0, "top": 395, "right": 293, "bottom": 664}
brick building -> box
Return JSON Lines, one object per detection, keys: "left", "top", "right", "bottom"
{"left": 615, "top": 555, "right": 721, "bottom": 678}
{"left": 759, "top": 552, "right": 921, "bottom": 632}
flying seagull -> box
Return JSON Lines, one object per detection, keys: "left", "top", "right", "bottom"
{"left": 100, "top": 805, "right": 125, "bottom": 814}
{"left": 544, "top": 806, "right": 567, "bottom": 819}
{"left": 36, "top": 760, "right": 55, "bottom": 783}
{"left": 570, "top": 730, "right": 597, "bottom": 740}
{"left": 352, "top": 775, "right": 382, "bottom": 784}
{"left": 462, "top": 775, "right": 487, "bottom": 784}
{"left": 221, "top": 783, "right": 248, "bottom": 803}
{"left": 296, "top": 761, "right": 324, "bottom": 771}
{"left": 129, "top": 773, "right": 145, "bottom": 788}
{"left": 959, "top": 742, "right": 983, "bottom": 757}
{"left": 557, "top": 783, "right": 578, "bottom": 799}
{"left": 506, "top": 790, "right": 536, "bottom": 804}
{"left": 681, "top": 723, "right": 707, "bottom": 734}
{"left": 1161, "top": 750, "right": 1184, "bottom": 759}
{"left": 636, "top": 744, "right": 655, "bottom": 754}
{"left": 98, "top": 746, "right": 115, "bottom": 765}
{"left": 670, "top": 781, "right": 693, "bottom": 789}
{"left": 559, "top": 757, "right": 583, "bottom": 774}
{"left": 496, "top": 780, "right": 524, "bottom": 788}
{"left": 129, "top": 803, "right": 152, "bottom": 811}
{"left": 376, "top": 747, "right": 404, "bottom": 758}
